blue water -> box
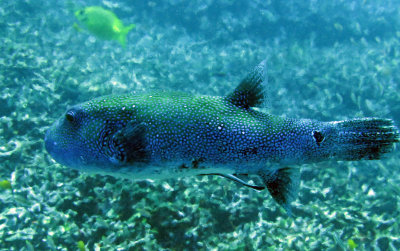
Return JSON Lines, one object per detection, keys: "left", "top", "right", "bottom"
{"left": 1, "top": 0, "right": 399, "bottom": 250}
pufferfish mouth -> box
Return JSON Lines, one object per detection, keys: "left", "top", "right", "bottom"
{"left": 44, "top": 128, "right": 76, "bottom": 167}
{"left": 44, "top": 130, "right": 65, "bottom": 163}
{"left": 44, "top": 130, "right": 56, "bottom": 155}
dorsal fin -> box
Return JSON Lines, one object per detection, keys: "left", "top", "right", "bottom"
{"left": 225, "top": 60, "right": 268, "bottom": 109}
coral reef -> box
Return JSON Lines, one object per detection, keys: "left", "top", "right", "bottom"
{"left": 0, "top": 0, "right": 399, "bottom": 250}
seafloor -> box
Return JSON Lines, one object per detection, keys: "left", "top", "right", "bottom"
{"left": 1, "top": 0, "right": 400, "bottom": 250}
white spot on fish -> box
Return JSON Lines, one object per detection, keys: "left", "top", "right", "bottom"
{"left": 122, "top": 107, "right": 126, "bottom": 111}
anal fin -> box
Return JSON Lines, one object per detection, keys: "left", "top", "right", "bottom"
{"left": 258, "top": 167, "right": 300, "bottom": 215}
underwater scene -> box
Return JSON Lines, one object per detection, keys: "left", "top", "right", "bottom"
{"left": 1, "top": 0, "right": 400, "bottom": 250}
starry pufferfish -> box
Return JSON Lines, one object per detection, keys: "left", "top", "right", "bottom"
{"left": 45, "top": 60, "right": 399, "bottom": 213}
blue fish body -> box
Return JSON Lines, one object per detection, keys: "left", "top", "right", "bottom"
{"left": 45, "top": 61, "right": 399, "bottom": 212}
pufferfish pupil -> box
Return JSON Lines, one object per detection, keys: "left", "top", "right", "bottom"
{"left": 65, "top": 111, "right": 75, "bottom": 123}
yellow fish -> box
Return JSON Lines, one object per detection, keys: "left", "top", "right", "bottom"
{"left": 74, "top": 6, "right": 135, "bottom": 47}
{"left": 0, "top": 180, "right": 12, "bottom": 190}
{"left": 348, "top": 239, "right": 357, "bottom": 250}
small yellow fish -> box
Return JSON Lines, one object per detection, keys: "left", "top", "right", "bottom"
{"left": 77, "top": 240, "right": 86, "bottom": 251}
{"left": 75, "top": 6, "right": 135, "bottom": 47}
{"left": 348, "top": 239, "right": 357, "bottom": 250}
{"left": 0, "top": 180, "right": 12, "bottom": 190}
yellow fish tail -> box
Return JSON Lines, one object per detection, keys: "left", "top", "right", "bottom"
{"left": 125, "top": 24, "right": 136, "bottom": 32}
{"left": 117, "top": 24, "right": 135, "bottom": 48}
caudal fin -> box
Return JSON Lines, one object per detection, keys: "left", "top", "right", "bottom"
{"left": 118, "top": 24, "right": 135, "bottom": 48}
{"left": 330, "top": 118, "right": 399, "bottom": 161}
{"left": 257, "top": 118, "right": 398, "bottom": 215}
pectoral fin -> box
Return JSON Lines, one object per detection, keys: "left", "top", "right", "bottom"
{"left": 111, "top": 122, "right": 148, "bottom": 163}
{"left": 73, "top": 23, "right": 82, "bottom": 32}
{"left": 200, "top": 173, "right": 265, "bottom": 191}
{"left": 258, "top": 167, "right": 300, "bottom": 215}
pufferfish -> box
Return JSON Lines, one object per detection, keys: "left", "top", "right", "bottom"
{"left": 74, "top": 6, "right": 135, "bottom": 48}
{"left": 45, "top": 60, "right": 399, "bottom": 213}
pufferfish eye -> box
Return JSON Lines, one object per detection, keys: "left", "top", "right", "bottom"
{"left": 65, "top": 108, "right": 84, "bottom": 126}
{"left": 65, "top": 110, "right": 76, "bottom": 122}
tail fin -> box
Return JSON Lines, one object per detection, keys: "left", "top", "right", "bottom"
{"left": 118, "top": 24, "right": 135, "bottom": 48}
{"left": 257, "top": 118, "right": 398, "bottom": 215}
{"left": 330, "top": 118, "right": 399, "bottom": 161}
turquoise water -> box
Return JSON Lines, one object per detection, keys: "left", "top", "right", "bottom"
{"left": 1, "top": 0, "right": 400, "bottom": 250}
